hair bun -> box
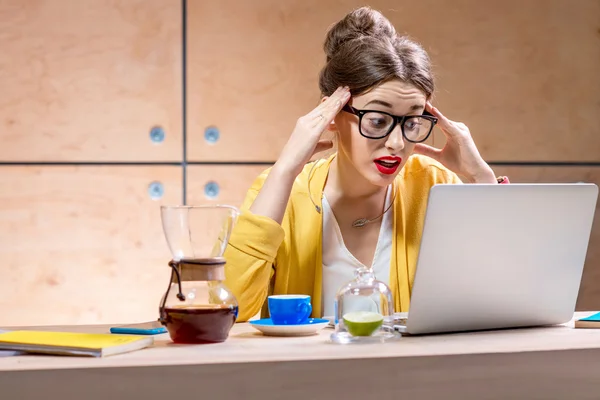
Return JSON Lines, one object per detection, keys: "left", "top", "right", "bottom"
{"left": 324, "top": 6, "right": 396, "bottom": 61}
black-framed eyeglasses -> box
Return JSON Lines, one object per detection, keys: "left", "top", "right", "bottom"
{"left": 342, "top": 105, "right": 438, "bottom": 143}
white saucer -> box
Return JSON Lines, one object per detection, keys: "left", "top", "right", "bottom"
{"left": 249, "top": 318, "right": 329, "bottom": 337}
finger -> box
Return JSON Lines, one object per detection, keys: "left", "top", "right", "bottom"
{"left": 313, "top": 140, "right": 334, "bottom": 155}
{"left": 413, "top": 143, "right": 442, "bottom": 161}
{"left": 426, "top": 102, "right": 454, "bottom": 132}
{"left": 308, "top": 89, "right": 342, "bottom": 118}
{"left": 309, "top": 86, "right": 350, "bottom": 119}
{"left": 315, "top": 91, "right": 350, "bottom": 130}
{"left": 310, "top": 103, "right": 346, "bottom": 131}
{"left": 313, "top": 88, "right": 349, "bottom": 120}
{"left": 311, "top": 113, "right": 330, "bottom": 130}
{"left": 315, "top": 108, "right": 339, "bottom": 131}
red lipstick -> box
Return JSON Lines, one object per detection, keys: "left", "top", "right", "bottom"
{"left": 374, "top": 156, "right": 402, "bottom": 175}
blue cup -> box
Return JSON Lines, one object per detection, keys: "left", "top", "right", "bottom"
{"left": 268, "top": 295, "right": 312, "bottom": 325}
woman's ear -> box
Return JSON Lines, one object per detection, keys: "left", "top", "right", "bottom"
{"left": 325, "top": 120, "right": 338, "bottom": 132}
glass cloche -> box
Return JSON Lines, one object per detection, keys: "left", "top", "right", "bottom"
{"left": 330, "top": 267, "right": 400, "bottom": 344}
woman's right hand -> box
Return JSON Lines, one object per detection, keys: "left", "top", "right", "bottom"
{"left": 248, "top": 86, "right": 350, "bottom": 224}
{"left": 275, "top": 86, "right": 351, "bottom": 176}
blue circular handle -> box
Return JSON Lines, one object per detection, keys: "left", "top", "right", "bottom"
{"left": 149, "top": 126, "right": 165, "bottom": 143}
{"left": 204, "top": 181, "right": 220, "bottom": 199}
{"left": 297, "top": 303, "right": 312, "bottom": 321}
{"left": 148, "top": 181, "right": 164, "bottom": 200}
{"left": 204, "top": 126, "right": 220, "bottom": 144}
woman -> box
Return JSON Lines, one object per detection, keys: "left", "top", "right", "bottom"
{"left": 224, "top": 6, "right": 507, "bottom": 322}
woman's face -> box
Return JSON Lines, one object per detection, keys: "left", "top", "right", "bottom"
{"left": 333, "top": 80, "right": 428, "bottom": 188}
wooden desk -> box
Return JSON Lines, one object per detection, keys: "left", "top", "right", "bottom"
{"left": 1, "top": 312, "right": 600, "bottom": 400}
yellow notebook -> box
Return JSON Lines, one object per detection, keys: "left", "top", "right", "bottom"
{"left": 0, "top": 330, "right": 154, "bottom": 357}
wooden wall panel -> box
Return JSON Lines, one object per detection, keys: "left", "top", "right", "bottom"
{"left": 0, "top": 166, "right": 181, "bottom": 326}
{"left": 186, "top": 165, "right": 269, "bottom": 206}
{"left": 0, "top": 0, "right": 182, "bottom": 162}
{"left": 187, "top": 0, "right": 600, "bottom": 162}
{"left": 492, "top": 166, "right": 600, "bottom": 311}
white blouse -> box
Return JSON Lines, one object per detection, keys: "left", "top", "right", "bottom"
{"left": 321, "top": 186, "right": 393, "bottom": 318}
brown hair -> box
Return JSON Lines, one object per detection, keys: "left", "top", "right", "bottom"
{"left": 319, "top": 7, "right": 434, "bottom": 99}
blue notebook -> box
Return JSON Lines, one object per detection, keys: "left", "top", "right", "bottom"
{"left": 109, "top": 321, "right": 167, "bottom": 335}
{"left": 574, "top": 312, "right": 600, "bottom": 328}
{"left": 579, "top": 312, "right": 600, "bottom": 322}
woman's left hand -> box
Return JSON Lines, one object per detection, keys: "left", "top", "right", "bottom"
{"left": 413, "top": 102, "right": 497, "bottom": 183}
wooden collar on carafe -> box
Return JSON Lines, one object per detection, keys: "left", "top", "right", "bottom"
{"left": 169, "top": 257, "right": 226, "bottom": 282}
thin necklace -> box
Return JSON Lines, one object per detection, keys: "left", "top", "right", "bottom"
{"left": 307, "top": 160, "right": 397, "bottom": 228}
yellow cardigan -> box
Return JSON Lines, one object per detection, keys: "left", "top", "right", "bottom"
{"left": 224, "top": 154, "right": 461, "bottom": 322}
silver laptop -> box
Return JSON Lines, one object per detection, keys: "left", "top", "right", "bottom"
{"left": 393, "top": 183, "right": 598, "bottom": 335}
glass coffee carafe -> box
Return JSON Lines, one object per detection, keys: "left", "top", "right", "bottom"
{"left": 158, "top": 205, "right": 240, "bottom": 344}
{"left": 330, "top": 267, "right": 400, "bottom": 344}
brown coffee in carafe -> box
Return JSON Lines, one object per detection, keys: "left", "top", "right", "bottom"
{"left": 159, "top": 205, "right": 241, "bottom": 345}
{"left": 158, "top": 257, "right": 239, "bottom": 344}
{"left": 163, "top": 304, "right": 238, "bottom": 344}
